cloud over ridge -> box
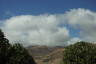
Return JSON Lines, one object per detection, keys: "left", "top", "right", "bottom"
{"left": 1, "top": 8, "right": 96, "bottom": 46}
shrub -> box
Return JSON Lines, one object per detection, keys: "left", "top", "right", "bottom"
{"left": 63, "top": 41, "right": 96, "bottom": 64}
{"left": 0, "top": 29, "right": 36, "bottom": 64}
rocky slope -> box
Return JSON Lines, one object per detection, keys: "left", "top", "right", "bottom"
{"left": 26, "top": 45, "right": 64, "bottom": 64}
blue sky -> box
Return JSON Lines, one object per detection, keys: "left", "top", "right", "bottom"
{"left": 0, "top": 0, "right": 96, "bottom": 46}
{"left": 0, "top": 0, "right": 96, "bottom": 19}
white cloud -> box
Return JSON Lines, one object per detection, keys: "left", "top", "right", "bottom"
{"left": 2, "top": 15, "right": 70, "bottom": 46}
{"left": 1, "top": 8, "right": 96, "bottom": 46}
{"left": 67, "top": 37, "right": 81, "bottom": 45}
{"left": 66, "top": 8, "right": 96, "bottom": 42}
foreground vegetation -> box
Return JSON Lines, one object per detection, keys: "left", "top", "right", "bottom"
{"left": 1, "top": 29, "right": 96, "bottom": 64}
{"left": 0, "top": 29, "right": 36, "bottom": 64}
{"left": 63, "top": 41, "right": 96, "bottom": 64}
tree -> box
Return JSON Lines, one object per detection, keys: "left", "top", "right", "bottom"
{"left": 7, "top": 43, "right": 36, "bottom": 64}
{"left": 0, "top": 29, "right": 10, "bottom": 64}
{"left": 63, "top": 41, "right": 96, "bottom": 64}
{"left": 0, "top": 29, "right": 36, "bottom": 64}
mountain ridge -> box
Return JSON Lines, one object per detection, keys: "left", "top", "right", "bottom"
{"left": 26, "top": 45, "right": 65, "bottom": 64}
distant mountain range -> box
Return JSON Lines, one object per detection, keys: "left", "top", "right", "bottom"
{"left": 26, "top": 45, "right": 65, "bottom": 64}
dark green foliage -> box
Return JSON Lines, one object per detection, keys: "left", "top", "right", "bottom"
{"left": 0, "top": 29, "right": 36, "bottom": 64}
{"left": 7, "top": 43, "right": 36, "bottom": 64}
{"left": 0, "top": 29, "right": 10, "bottom": 64}
{"left": 63, "top": 41, "right": 96, "bottom": 64}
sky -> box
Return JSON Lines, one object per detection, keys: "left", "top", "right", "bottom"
{"left": 0, "top": 0, "right": 96, "bottom": 46}
{"left": 0, "top": 0, "right": 96, "bottom": 19}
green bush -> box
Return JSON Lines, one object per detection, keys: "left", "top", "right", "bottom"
{"left": 7, "top": 43, "right": 36, "bottom": 64}
{"left": 63, "top": 41, "right": 96, "bottom": 64}
{"left": 0, "top": 29, "right": 36, "bottom": 64}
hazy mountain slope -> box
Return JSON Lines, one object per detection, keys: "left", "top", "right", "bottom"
{"left": 26, "top": 45, "right": 64, "bottom": 64}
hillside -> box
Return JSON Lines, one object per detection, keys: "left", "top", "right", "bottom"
{"left": 26, "top": 45, "right": 65, "bottom": 64}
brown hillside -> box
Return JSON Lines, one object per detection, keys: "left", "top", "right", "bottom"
{"left": 26, "top": 45, "right": 64, "bottom": 64}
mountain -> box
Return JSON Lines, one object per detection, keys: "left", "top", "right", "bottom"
{"left": 26, "top": 45, "right": 64, "bottom": 64}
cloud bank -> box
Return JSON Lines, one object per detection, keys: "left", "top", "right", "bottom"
{"left": 1, "top": 8, "right": 96, "bottom": 46}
